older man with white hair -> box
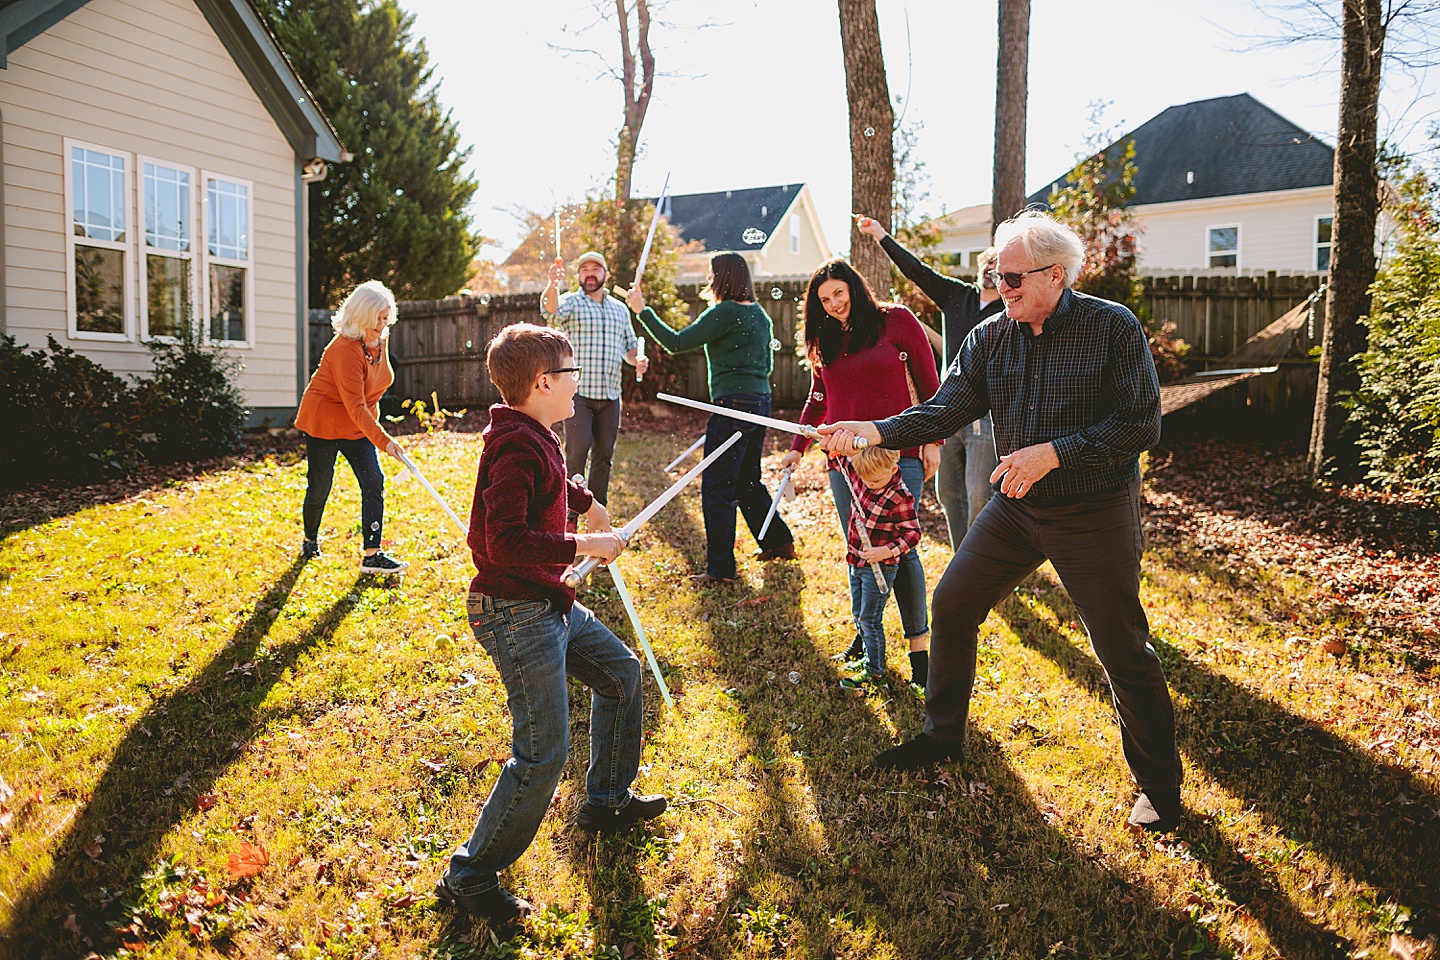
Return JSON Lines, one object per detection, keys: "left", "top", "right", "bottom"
{"left": 819, "top": 210, "right": 1182, "bottom": 833}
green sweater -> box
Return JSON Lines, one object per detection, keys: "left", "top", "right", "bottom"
{"left": 636, "top": 300, "right": 774, "bottom": 400}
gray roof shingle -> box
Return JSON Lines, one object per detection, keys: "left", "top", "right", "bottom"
{"left": 1028, "top": 93, "right": 1334, "bottom": 208}
{"left": 654, "top": 183, "right": 805, "bottom": 252}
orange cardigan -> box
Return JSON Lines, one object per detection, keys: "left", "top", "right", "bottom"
{"left": 295, "top": 335, "right": 396, "bottom": 449}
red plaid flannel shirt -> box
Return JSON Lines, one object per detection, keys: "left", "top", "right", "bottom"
{"left": 839, "top": 459, "right": 921, "bottom": 567}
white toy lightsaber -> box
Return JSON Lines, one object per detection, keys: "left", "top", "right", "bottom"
{"left": 554, "top": 209, "right": 562, "bottom": 260}
{"left": 396, "top": 448, "right": 469, "bottom": 538}
{"left": 609, "top": 562, "right": 674, "bottom": 709}
{"left": 636, "top": 336, "right": 646, "bottom": 382}
{"left": 657, "top": 393, "right": 869, "bottom": 448}
{"left": 664, "top": 436, "right": 706, "bottom": 474}
{"left": 632, "top": 173, "right": 669, "bottom": 292}
{"left": 564, "top": 430, "right": 743, "bottom": 588}
{"left": 851, "top": 512, "right": 891, "bottom": 596}
{"left": 758, "top": 465, "right": 794, "bottom": 540}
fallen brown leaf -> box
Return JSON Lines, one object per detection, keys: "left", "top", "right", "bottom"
{"left": 391, "top": 893, "right": 419, "bottom": 909}
{"left": 1322, "top": 638, "right": 1347, "bottom": 656}
{"left": 194, "top": 793, "right": 219, "bottom": 812}
{"left": 83, "top": 838, "right": 103, "bottom": 859}
{"left": 226, "top": 841, "right": 270, "bottom": 879}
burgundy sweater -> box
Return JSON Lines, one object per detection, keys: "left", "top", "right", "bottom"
{"left": 793, "top": 305, "right": 941, "bottom": 460}
{"left": 467, "top": 405, "right": 594, "bottom": 611}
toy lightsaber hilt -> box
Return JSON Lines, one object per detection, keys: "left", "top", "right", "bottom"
{"left": 636, "top": 337, "right": 646, "bottom": 382}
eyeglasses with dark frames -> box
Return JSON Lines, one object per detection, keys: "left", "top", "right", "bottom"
{"left": 985, "top": 264, "right": 1057, "bottom": 288}
{"left": 544, "top": 366, "right": 582, "bottom": 380}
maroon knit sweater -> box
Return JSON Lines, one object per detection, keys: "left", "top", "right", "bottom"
{"left": 793, "top": 305, "right": 941, "bottom": 460}
{"left": 467, "top": 405, "right": 594, "bottom": 612}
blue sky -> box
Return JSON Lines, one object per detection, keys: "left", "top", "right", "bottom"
{"left": 401, "top": 0, "right": 1438, "bottom": 260}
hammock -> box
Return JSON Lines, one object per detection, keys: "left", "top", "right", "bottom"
{"left": 1159, "top": 287, "right": 1322, "bottom": 416}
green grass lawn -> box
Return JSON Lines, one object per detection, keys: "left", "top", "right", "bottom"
{"left": 0, "top": 428, "right": 1436, "bottom": 959}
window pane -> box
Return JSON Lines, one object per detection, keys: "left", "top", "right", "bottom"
{"left": 1208, "top": 227, "right": 1238, "bottom": 254}
{"left": 147, "top": 254, "right": 192, "bottom": 337}
{"left": 1317, "top": 246, "right": 1331, "bottom": 271}
{"left": 1317, "top": 217, "right": 1332, "bottom": 244}
{"left": 74, "top": 245, "right": 125, "bottom": 333}
{"left": 1209, "top": 253, "right": 1238, "bottom": 268}
{"left": 208, "top": 263, "right": 246, "bottom": 341}
{"left": 207, "top": 178, "right": 249, "bottom": 260}
{"left": 145, "top": 163, "right": 191, "bottom": 253}
{"left": 72, "top": 147, "right": 127, "bottom": 242}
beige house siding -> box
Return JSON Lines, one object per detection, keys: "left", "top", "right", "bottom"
{"left": 1, "top": 0, "right": 299, "bottom": 409}
{"left": 1135, "top": 187, "right": 1333, "bottom": 272}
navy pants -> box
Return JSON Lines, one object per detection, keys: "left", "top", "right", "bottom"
{"left": 302, "top": 436, "right": 385, "bottom": 550}
{"left": 701, "top": 394, "right": 794, "bottom": 579}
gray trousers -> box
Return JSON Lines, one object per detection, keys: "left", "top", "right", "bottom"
{"left": 925, "top": 479, "right": 1181, "bottom": 793}
{"left": 935, "top": 416, "right": 999, "bottom": 550}
{"left": 562, "top": 395, "right": 622, "bottom": 510}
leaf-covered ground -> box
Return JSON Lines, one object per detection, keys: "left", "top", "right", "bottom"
{"left": 0, "top": 419, "right": 1436, "bottom": 959}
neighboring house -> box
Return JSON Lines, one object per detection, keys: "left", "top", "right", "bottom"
{"left": 1, "top": 0, "right": 347, "bottom": 424}
{"left": 936, "top": 94, "right": 1342, "bottom": 275}
{"left": 498, "top": 182, "right": 831, "bottom": 291}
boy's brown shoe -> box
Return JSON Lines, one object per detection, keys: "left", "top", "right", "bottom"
{"left": 576, "top": 792, "right": 668, "bottom": 832}
{"left": 434, "top": 876, "right": 532, "bottom": 925}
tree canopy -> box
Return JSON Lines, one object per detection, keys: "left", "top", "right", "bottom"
{"left": 255, "top": 0, "right": 480, "bottom": 307}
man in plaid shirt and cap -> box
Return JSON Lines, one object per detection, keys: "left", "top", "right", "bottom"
{"left": 818, "top": 211, "right": 1183, "bottom": 834}
{"left": 542, "top": 251, "right": 648, "bottom": 524}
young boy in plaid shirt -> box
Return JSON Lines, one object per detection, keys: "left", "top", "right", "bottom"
{"left": 839, "top": 446, "right": 924, "bottom": 687}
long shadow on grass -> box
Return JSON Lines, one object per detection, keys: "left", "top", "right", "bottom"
{"left": 0, "top": 561, "right": 374, "bottom": 958}
{"left": 997, "top": 584, "right": 1440, "bottom": 951}
{"left": 682, "top": 555, "right": 1215, "bottom": 956}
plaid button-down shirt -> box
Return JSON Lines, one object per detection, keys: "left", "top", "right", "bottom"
{"left": 875, "top": 288, "right": 1161, "bottom": 505}
{"left": 542, "top": 290, "right": 639, "bottom": 401}
{"left": 839, "top": 459, "right": 921, "bottom": 566}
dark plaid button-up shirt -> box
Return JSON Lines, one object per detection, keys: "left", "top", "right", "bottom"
{"left": 875, "top": 288, "right": 1161, "bottom": 505}
{"left": 839, "top": 459, "right": 922, "bottom": 566}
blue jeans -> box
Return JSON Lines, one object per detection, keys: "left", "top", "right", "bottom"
{"left": 935, "top": 416, "right": 998, "bottom": 550}
{"left": 702, "top": 393, "right": 794, "bottom": 579}
{"left": 849, "top": 562, "right": 900, "bottom": 675}
{"left": 444, "top": 596, "right": 643, "bottom": 896}
{"left": 827, "top": 457, "right": 929, "bottom": 640}
{"left": 302, "top": 436, "right": 385, "bottom": 550}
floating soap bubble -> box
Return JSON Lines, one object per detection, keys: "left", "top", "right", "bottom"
{"left": 770, "top": 286, "right": 783, "bottom": 300}
{"left": 479, "top": 294, "right": 491, "bottom": 305}
{"left": 742, "top": 226, "right": 768, "bottom": 244}
{"left": 770, "top": 338, "right": 782, "bottom": 352}
{"left": 466, "top": 339, "right": 473, "bottom": 349}
{"left": 863, "top": 126, "right": 875, "bottom": 137}
{"left": 787, "top": 671, "right": 801, "bottom": 684}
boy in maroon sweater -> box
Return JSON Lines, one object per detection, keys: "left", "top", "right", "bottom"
{"left": 435, "top": 323, "right": 666, "bottom": 925}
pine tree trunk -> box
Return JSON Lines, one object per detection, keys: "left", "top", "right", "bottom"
{"left": 838, "top": 0, "right": 894, "bottom": 296}
{"left": 1309, "top": 0, "right": 1385, "bottom": 482}
{"left": 992, "top": 0, "right": 1030, "bottom": 232}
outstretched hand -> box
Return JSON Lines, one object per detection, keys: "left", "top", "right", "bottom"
{"left": 547, "top": 257, "right": 565, "bottom": 287}
{"left": 990, "top": 442, "right": 1059, "bottom": 498}
{"left": 625, "top": 286, "right": 646, "bottom": 314}
{"left": 854, "top": 214, "right": 886, "bottom": 241}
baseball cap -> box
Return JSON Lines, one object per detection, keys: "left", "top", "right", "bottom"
{"left": 575, "top": 251, "right": 607, "bottom": 270}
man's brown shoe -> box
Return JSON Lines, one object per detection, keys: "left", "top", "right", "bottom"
{"left": 755, "top": 543, "right": 796, "bottom": 561}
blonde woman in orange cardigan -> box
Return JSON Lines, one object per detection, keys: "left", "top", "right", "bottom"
{"left": 295, "top": 280, "right": 409, "bottom": 573}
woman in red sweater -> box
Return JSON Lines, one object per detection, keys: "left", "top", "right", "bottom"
{"left": 294, "top": 280, "right": 409, "bottom": 574}
{"left": 779, "top": 259, "right": 940, "bottom": 684}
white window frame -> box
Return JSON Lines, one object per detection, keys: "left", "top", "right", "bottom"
{"left": 63, "top": 137, "right": 134, "bottom": 342}
{"left": 789, "top": 213, "right": 801, "bottom": 254}
{"left": 1206, "top": 223, "right": 1240, "bottom": 269}
{"left": 200, "top": 170, "right": 254, "bottom": 349}
{"left": 1315, "top": 214, "right": 1333, "bottom": 272}
{"left": 138, "top": 155, "right": 197, "bottom": 342}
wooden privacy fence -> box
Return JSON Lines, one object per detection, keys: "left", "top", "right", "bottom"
{"left": 309, "top": 271, "right": 1325, "bottom": 431}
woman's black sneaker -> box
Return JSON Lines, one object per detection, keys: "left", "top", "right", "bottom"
{"left": 360, "top": 551, "right": 409, "bottom": 574}
{"left": 833, "top": 634, "right": 864, "bottom": 662}
{"left": 301, "top": 539, "right": 321, "bottom": 560}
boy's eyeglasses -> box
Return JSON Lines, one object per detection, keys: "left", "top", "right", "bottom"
{"left": 544, "top": 366, "right": 582, "bottom": 380}
{"left": 985, "top": 264, "right": 1057, "bottom": 288}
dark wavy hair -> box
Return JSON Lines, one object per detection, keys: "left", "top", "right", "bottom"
{"left": 801, "top": 257, "right": 887, "bottom": 367}
{"left": 705, "top": 251, "right": 756, "bottom": 303}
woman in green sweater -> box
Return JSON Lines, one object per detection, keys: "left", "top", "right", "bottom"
{"left": 627, "top": 252, "right": 795, "bottom": 582}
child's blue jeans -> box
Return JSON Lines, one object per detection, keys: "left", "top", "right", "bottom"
{"left": 443, "top": 595, "right": 643, "bottom": 896}
{"left": 849, "top": 561, "right": 901, "bottom": 675}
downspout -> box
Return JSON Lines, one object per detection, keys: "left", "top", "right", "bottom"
{"left": 296, "top": 158, "right": 327, "bottom": 409}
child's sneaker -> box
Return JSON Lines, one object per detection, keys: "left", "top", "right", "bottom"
{"left": 301, "top": 539, "right": 321, "bottom": 560}
{"left": 360, "top": 550, "right": 409, "bottom": 574}
{"left": 840, "top": 668, "right": 887, "bottom": 691}
{"left": 832, "top": 633, "right": 865, "bottom": 662}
